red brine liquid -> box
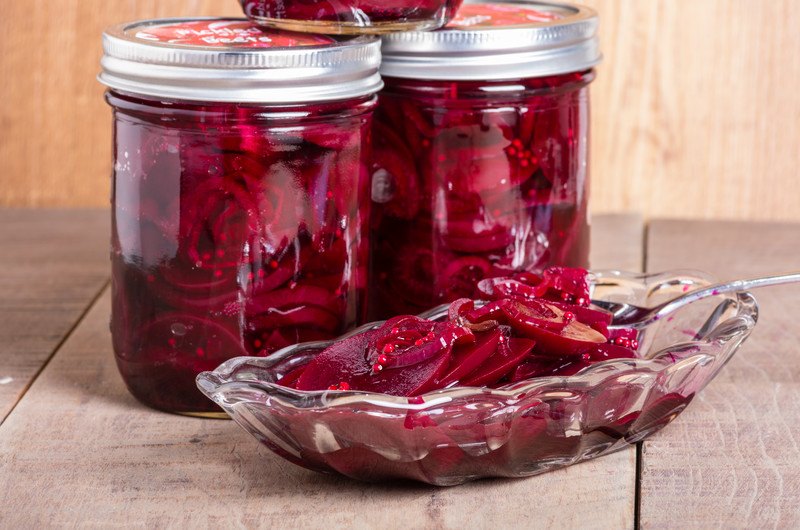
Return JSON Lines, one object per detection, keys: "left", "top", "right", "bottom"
{"left": 109, "top": 91, "right": 375, "bottom": 413}
{"left": 240, "top": 0, "right": 464, "bottom": 33}
{"left": 370, "top": 72, "right": 593, "bottom": 318}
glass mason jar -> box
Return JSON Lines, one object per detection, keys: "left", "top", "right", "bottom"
{"left": 239, "top": 0, "right": 464, "bottom": 34}
{"left": 99, "top": 19, "right": 382, "bottom": 415}
{"left": 370, "top": 1, "right": 600, "bottom": 318}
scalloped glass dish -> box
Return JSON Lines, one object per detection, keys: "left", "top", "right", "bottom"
{"left": 197, "top": 271, "right": 758, "bottom": 486}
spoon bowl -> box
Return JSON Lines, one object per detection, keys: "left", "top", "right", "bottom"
{"left": 592, "top": 271, "right": 800, "bottom": 328}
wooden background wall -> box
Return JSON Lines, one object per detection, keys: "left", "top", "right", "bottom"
{"left": 1, "top": 1, "right": 799, "bottom": 220}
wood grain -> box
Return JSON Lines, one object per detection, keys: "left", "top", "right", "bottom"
{"left": 0, "top": 214, "right": 641, "bottom": 528}
{"left": 2, "top": 1, "right": 800, "bottom": 222}
{"left": 590, "top": 213, "right": 644, "bottom": 271}
{"left": 641, "top": 220, "right": 800, "bottom": 528}
{"left": 0, "top": 209, "right": 109, "bottom": 423}
{"left": 0, "top": 0, "right": 242, "bottom": 207}
{"left": 584, "top": 0, "right": 800, "bottom": 222}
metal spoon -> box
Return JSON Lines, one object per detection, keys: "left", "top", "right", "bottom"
{"left": 592, "top": 272, "right": 800, "bottom": 328}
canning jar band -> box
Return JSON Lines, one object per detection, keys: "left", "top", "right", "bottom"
{"left": 99, "top": 18, "right": 384, "bottom": 103}
{"left": 380, "top": 1, "right": 601, "bottom": 80}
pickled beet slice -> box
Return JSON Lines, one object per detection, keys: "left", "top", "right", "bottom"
{"left": 179, "top": 177, "right": 262, "bottom": 269}
{"left": 248, "top": 259, "right": 296, "bottom": 295}
{"left": 555, "top": 343, "right": 638, "bottom": 375}
{"left": 368, "top": 316, "right": 472, "bottom": 370}
{"left": 442, "top": 229, "right": 513, "bottom": 254}
{"left": 545, "top": 300, "right": 612, "bottom": 337}
{"left": 387, "top": 247, "right": 437, "bottom": 308}
{"left": 510, "top": 356, "right": 570, "bottom": 381}
{"left": 578, "top": 342, "right": 637, "bottom": 363}
{"left": 296, "top": 324, "right": 454, "bottom": 396}
{"left": 247, "top": 285, "right": 341, "bottom": 315}
{"left": 255, "top": 326, "right": 336, "bottom": 353}
{"left": 518, "top": 168, "right": 557, "bottom": 205}
{"left": 608, "top": 327, "right": 641, "bottom": 350}
{"left": 438, "top": 327, "right": 504, "bottom": 387}
{"left": 464, "top": 299, "right": 510, "bottom": 324}
{"left": 510, "top": 339, "right": 637, "bottom": 381}
{"left": 503, "top": 300, "right": 606, "bottom": 357}
{"left": 330, "top": 149, "right": 366, "bottom": 218}
{"left": 527, "top": 321, "right": 607, "bottom": 357}
{"left": 482, "top": 278, "right": 543, "bottom": 302}
{"left": 502, "top": 299, "right": 570, "bottom": 333}
{"left": 540, "top": 266, "right": 591, "bottom": 306}
{"left": 401, "top": 99, "right": 436, "bottom": 138}
{"left": 477, "top": 272, "right": 592, "bottom": 314}
{"left": 302, "top": 123, "right": 361, "bottom": 152}
{"left": 441, "top": 257, "right": 491, "bottom": 300}
{"left": 377, "top": 99, "right": 426, "bottom": 159}
{"left": 250, "top": 306, "right": 340, "bottom": 333}
{"left": 296, "top": 329, "right": 379, "bottom": 390}
{"left": 443, "top": 192, "right": 485, "bottom": 216}
{"left": 372, "top": 122, "right": 420, "bottom": 220}
{"left": 154, "top": 264, "right": 240, "bottom": 312}
{"left": 461, "top": 338, "right": 536, "bottom": 387}
{"left": 276, "top": 365, "right": 307, "bottom": 389}
{"left": 513, "top": 271, "right": 546, "bottom": 287}
{"left": 477, "top": 267, "right": 592, "bottom": 307}
{"left": 447, "top": 298, "right": 474, "bottom": 322}
{"left": 304, "top": 236, "right": 349, "bottom": 271}
{"left": 430, "top": 141, "right": 514, "bottom": 196}
{"left": 450, "top": 299, "right": 501, "bottom": 332}
{"left": 139, "top": 313, "right": 248, "bottom": 364}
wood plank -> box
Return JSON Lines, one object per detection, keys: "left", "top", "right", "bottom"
{"left": 0, "top": 209, "right": 109, "bottom": 422}
{"left": 641, "top": 220, "right": 800, "bottom": 528}
{"left": 591, "top": 213, "right": 644, "bottom": 271}
{"left": 0, "top": 215, "right": 641, "bottom": 528}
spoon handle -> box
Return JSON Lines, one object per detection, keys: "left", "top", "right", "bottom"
{"left": 733, "top": 272, "right": 800, "bottom": 291}
{"left": 653, "top": 271, "right": 800, "bottom": 321}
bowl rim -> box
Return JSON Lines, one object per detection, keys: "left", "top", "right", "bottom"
{"left": 197, "top": 270, "right": 759, "bottom": 410}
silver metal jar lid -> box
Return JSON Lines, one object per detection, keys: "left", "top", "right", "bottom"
{"left": 380, "top": 1, "right": 601, "bottom": 80}
{"left": 99, "top": 18, "right": 383, "bottom": 103}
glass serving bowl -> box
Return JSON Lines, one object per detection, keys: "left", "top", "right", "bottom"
{"left": 196, "top": 271, "right": 758, "bottom": 486}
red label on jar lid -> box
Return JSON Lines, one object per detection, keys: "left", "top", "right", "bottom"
{"left": 133, "top": 20, "right": 335, "bottom": 48}
{"left": 447, "top": 3, "right": 562, "bottom": 29}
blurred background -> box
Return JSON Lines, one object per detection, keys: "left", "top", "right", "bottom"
{"left": 1, "top": 0, "right": 798, "bottom": 220}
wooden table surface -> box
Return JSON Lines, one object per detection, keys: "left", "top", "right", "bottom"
{"left": 0, "top": 210, "right": 797, "bottom": 529}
